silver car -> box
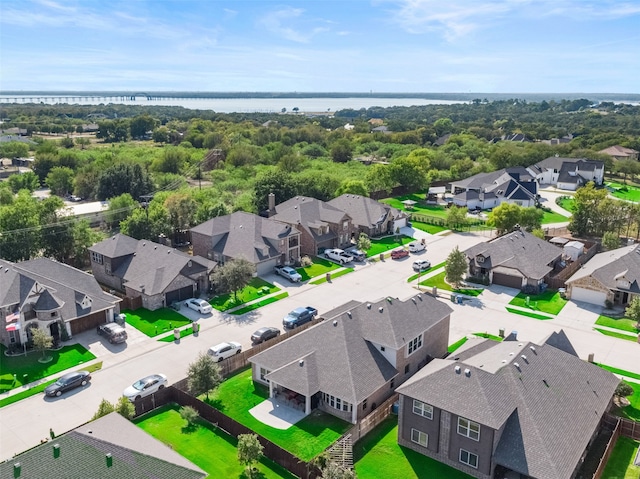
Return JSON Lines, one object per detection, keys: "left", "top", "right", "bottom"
{"left": 123, "top": 373, "right": 168, "bottom": 402}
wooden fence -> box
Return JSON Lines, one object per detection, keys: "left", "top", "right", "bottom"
{"left": 546, "top": 240, "right": 599, "bottom": 290}
{"left": 345, "top": 393, "right": 399, "bottom": 443}
{"left": 592, "top": 417, "right": 621, "bottom": 479}
{"left": 602, "top": 413, "right": 640, "bottom": 441}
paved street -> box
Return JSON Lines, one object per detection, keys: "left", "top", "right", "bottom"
{"left": 1, "top": 227, "right": 638, "bottom": 461}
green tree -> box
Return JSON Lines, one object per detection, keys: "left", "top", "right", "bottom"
{"left": 602, "top": 231, "right": 620, "bottom": 250}
{"left": 75, "top": 137, "right": 91, "bottom": 149}
{"left": 8, "top": 171, "right": 40, "bottom": 193}
{"left": 45, "top": 166, "right": 75, "bottom": 196}
{"left": 321, "top": 462, "right": 357, "bottom": 479}
{"left": 365, "top": 163, "right": 395, "bottom": 196}
{"left": 187, "top": 352, "right": 222, "bottom": 400}
{"left": 130, "top": 114, "right": 158, "bottom": 139}
{"left": 446, "top": 206, "right": 468, "bottom": 230}
{"left": 335, "top": 179, "right": 368, "bottom": 197}
{"left": 253, "top": 169, "right": 297, "bottom": 213}
{"left": 0, "top": 141, "right": 29, "bottom": 158}
{"left": 445, "top": 246, "right": 467, "bottom": 288}
{"left": 31, "top": 327, "right": 53, "bottom": 359}
{"left": 237, "top": 433, "right": 264, "bottom": 478}
{"left": 97, "top": 163, "right": 153, "bottom": 201}
{"left": 164, "top": 193, "right": 197, "bottom": 234}
{"left": 120, "top": 201, "right": 171, "bottom": 241}
{"left": 211, "top": 258, "right": 255, "bottom": 303}
{"left": 488, "top": 203, "right": 522, "bottom": 235}
{"left": 151, "top": 147, "right": 189, "bottom": 174}
{"left": 59, "top": 137, "right": 75, "bottom": 149}
{"left": 624, "top": 297, "right": 640, "bottom": 331}
{"left": 104, "top": 193, "right": 138, "bottom": 229}
{"left": 389, "top": 155, "right": 431, "bottom": 192}
{"left": 434, "top": 117, "right": 454, "bottom": 136}
{"left": 71, "top": 219, "right": 101, "bottom": 267}
{"left": 115, "top": 395, "right": 135, "bottom": 420}
{"left": 519, "top": 207, "right": 544, "bottom": 232}
{"left": 0, "top": 191, "right": 42, "bottom": 261}
{"left": 356, "top": 233, "right": 371, "bottom": 252}
{"left": 330, "top": 138, "right": 353, "bottom": 163}
{"left": 615, "top": 381, "right": 634, "bottom": 398}
{"left": 92, "top": 399, "right": 115, "bottom": 420}
{"left": 180, "top": 405, "right": 200, "bottom": 427}
{"left": 569, "top": 182, "right": 609, "bottom": 237}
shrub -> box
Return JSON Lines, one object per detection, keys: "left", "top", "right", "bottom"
{"left": 179, "top": 405, "right": 200, "bottom": 426}
{"left": 615, "top": 381, "right": 634, "bottom": 398}
{"left": 300, "top": 255, "right": 313, "bottom": 267}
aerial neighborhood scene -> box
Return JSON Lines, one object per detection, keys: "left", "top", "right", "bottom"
{"left": 1, "top": 1, "right": 640, "bottom": 479}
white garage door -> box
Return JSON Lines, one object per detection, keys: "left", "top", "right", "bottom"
{"left": 570, "top": 287, "right": 607, "bottom": 306}
{"left": 394, "top": 218, "right": 407, "bottom": 230}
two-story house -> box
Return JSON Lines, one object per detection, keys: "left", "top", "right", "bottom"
{"left": 598, "top": 145, "right": 639, "bottom": 162}
{"left": 190, "top": 211, "right": 301, "bottom": 275}
{"left": 396, "top": 331, "right": 619, "bottom": 479}
{"left": 527, "top": 157, "right": 604, "bottom": 190}
{"left": 327, "top": 194, "right": 408, "bottom": 238}
{"left": 0, "top": 258, "right": 121, "bottom": 348}
{"left": 89, "top": 234, "right": 215, "bottom": 310}
{"left": 249, "top": 294, "right": 453, "bottom": 424}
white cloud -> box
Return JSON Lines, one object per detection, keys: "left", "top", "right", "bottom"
{"left": 259, "top": 6, "right": 329, "bottom": 43}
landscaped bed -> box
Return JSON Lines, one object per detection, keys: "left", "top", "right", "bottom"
{"left": 596, "top": 315, "right": 640, "bottom": 334}
{"left": 601, "top": 436, "right": 640, "bottom": 479}
{"left": 206, "top": 367, "right": 351, "bottom": 461}
{"left": 296, "top": 256, "right": 340, "bottom": 281}
{"left": 123, "top": 308, "right": 192, "bottom": 337}
{"left": 210, "top": 278, "right": 280, "bottom": 312}
{"left": 135, "top": 404, "right": 297, "bottom": 479}
{"left": 418, "top": 271, "right": 483, "bottom": 296}
{"left": 0, "top": 343, "right": 97, "bottom": 392}
{"left": 353, "top": 416, "right": 473, "bottom": 479}
{"left": 614, "top": 381, "right": 640, "bottom": 422}
{"left": 508, "top": 290, "right": 567, "bottom": 315}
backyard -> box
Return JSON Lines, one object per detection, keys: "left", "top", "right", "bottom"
{"left": 354, "top": 416, "right": 473, "bottom": 479}
{"left": 210, "top": 278, "right": 281, "bottom": 312}
{"left": 0, "top": 343, "right": 96, "bottom": 392}
{"left": 123, "top": 308, "right": 193, "bottom": 337}
{"left": 601, "top": 437, "right": 640, "bottom": 479}
{"left": 135, "top": 404, "right": 297, "bottom": 479}
{"left": 206, "top": 367, "right": 351, "bottom": 461}
{"left": 508, "top": 290, "right": 567, "bottom": 315}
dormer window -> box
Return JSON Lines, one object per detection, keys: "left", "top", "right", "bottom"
{"left": 476, "top": 255, "right": 485, "bottom": 264}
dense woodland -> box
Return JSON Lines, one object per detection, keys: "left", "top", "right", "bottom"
{"left": 1, "top": 99, "right": 639, "bottom": 265}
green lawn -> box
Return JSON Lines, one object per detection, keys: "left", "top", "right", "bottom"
{"left": 540, "top": 209, "right": 570, "bottom": 224}
{"left": 296, "top": 256, "right": 340, "bottom": 281}
{"left": 505, "top": 307, "right": 554, "bottom": 320}
{"left": 601, "top": 437, "right": 640, "bottom": 479}
{"left": 594, "top": 328, "right": 639, "bottom": 342}
{"left": 410, "top": 221, "right": 448, "bottom": 234}
{"left": 210, "top": 278, "right": 281, "bottom": 312}
{"left": 607, "top": 182, "right": 640, "bottom": 202}
{"left": 613, "top": 381, "right": 640, "bottom": 422}
{"left": 596, "top": 315, "right": 640, "bottom": 333}
{"left": 407, "top": 261, "right": 446, "bottom": 282}
{"left": 135, "top": 404, "right": 297, "bottom": 479}
{"left": 368, "top": 235, "right": 414, "bottom": 257}
{"left": 557, "top": 197, "right": 576, "bottom": 213}
{"left": 595, "top": 364, "right": 640, "bottom": 381}
{"left": 0, "top": 362, "right": 103, "bottom": 408}
{"left": 380, "top": 195, "right": 450, "bottom": 219}
{"left": 206, "top": 368, "right": 351, "bottom": 461}
{"left": 158, "top": 326, "right": 196, "bottom": 342}
{"left": 447, "top": 337, "right": 468, "bottom": 353}
{"left": 418, "top": 271, "right": 483, "bottom": 296}
{"left": 310, "top": 268, "right": 354, "bottom": 285}
{"left": 508, "top": 291, "right": 567, "bottom": 315}
{"left": 123, "top": 308, "right": 192, "bottom": 337}
{"left": 354, "top": 416, "right": 473, "bottom": 479}
{"left": 472, "top": 332, "right": 503, "bottom": 342}
{"left": 0, "top": 343, "right": 97, "bottom": 392}
{"left": 230, "top": 292, "right": 289, "bottom": 315}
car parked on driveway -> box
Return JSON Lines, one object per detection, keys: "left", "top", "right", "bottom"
{"left": 251, "top": 326, "right": 281, "bottom": 344}
{"left": 324, "top": 248, "right": 353, "bottom": 264}
{"left": 391, "top": 249, "right": 409, "bottom": 259}
{"left": 208, "top": 341, "right": 242, "bottom": 362}
{"left": 123, "top": 373, "right": 168, "bottom": 402}
{"left": 412, "top": 259, "right": 431, "bottom": 272}
{"left": 186, "top": 298, "right": 212, "bottom": 314}
{"left": 97, "top": 322, "right": 128, "bottom": 344}
{"left": 45, "top": 370, "right": 91, "bottom": 397}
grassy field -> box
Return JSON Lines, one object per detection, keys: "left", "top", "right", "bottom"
{"left": 206, "top": 368, "right": 350, "bottom": 461}
{"left": 594, "top": 328, "right": 638, "bottom": 342}
{"left": 210, "top": 278, "right": 280, "bottom": 311}
{"left": 540, "top": 209, "right": 570, "bottom": 224}
{"left": 607, "top": 182, "right": 640, "bottom": 202}
{"left": 296, "top": 256, "right": 340, "bottom": 280}
{"left": 505, "top": 307, "right": 554, "bottom": 320}
{"left": 368, "top": 235, "right": 414, "bottom": 256}
{"left": 354, "top": 416, "right": 473, "bottom": 479}
{"left": 123, "top": 308, "right": 192, "bottom": 337}
{"left": 135, "top": 404, "right": 297, "bottom": 479}
{"left": 447, "top": 337, "right": 468, "bottom": 353}
{"left": 473, "top": 332, "right": 503, "bottom": 342}
{"left": 418, "top": 271, "right": 483, "bottom": 296}
{"left": 596, "top": 315, "right": 640, "bottom": 333}
{"left": 0, "top": 343, "right": 97, "bottom": 392}
{"left": 601, "top": 437, "right": 640, "bottom": 479}
{"left": 508, "top": 290, "right": 567, "bottom": 315}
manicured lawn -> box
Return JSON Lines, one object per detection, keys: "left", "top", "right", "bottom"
{"left": 505, "top": 307, "right": 554, "bottom": 320}
{"left": 557, "top": 197, "right": 576, "bottom": 213}
{"left": 0, "top": 343, "right": 97, "bottom": 392}
{"left": 296, "top": 256, "right": 340, "bottom": 281}
{"left": 158, "top": 326, "right": 196, "bottom": 342}
{"left": 230, "top": 292, "right": 289, "bottom": 315}
{"left": 354, "top": 416, "right": 473, "bottom": 479}
{"left": 613, "top": 381, "right": 640, "bottom": 422}
{"left": 368, "top": 235, "right": 414, "bottom": 257}
{"left": 410, "top": 220, "right": 448, "bottom": 234}
{"left": 135, "top": 404, "right": 297, "bottom": 479}
{"left": 595, "top": 364, "right": 640, "bottom": 381}
{"left": 601, "top": 437, "right": 640, "bottom": 479}
{"left": 206, "top": 367, "right": 351, "bottom": 461}
{"left": 123, "top": 307, "right": 192, "bottom": 337}
{"left": 210, "top": 278, "right": 280, "bottom": 311}
{"left": 508, "top": 290, "right": 567, "bottom": 315}
{"left": 310, "top": 268, "right": 354, "bottom": 285}
{"left": 596, "top": 315, "right": 640, "bottom": 333}
{"left": 447, "top": 337, "right": 468, "bottom": 353}
{"left": 594, "top": 328, "right": 638, "bottom": 342}
{"left": 607, "top": 182, "right": 640, "bottom": 202}
{"left": 473, "top": 332, "right": 503, "bottom": 342}
{"left": 540, "top": 209, "right": 569, "bottom": 224}
{"left": 380, "top": 195, "right": 450, "bottom": 219}
{"left": 0, "top": 362, "right": 103, "bottom": 408}
{"left": 407, "top": 261, "right": 446, "bottom": 282}
{"left": 418, "top": 271, "right": 483, "bottom": 296}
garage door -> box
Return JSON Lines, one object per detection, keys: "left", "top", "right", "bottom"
{"left": 70, "top": 310, "right": 107, "bottom": 335}
{"left": 492, "top": 272, "right": 523, "bottom": 289}
{"left": 570, "top": 287, "right": 607, "bottom": 306}
{"left": 393, "top": 218, "right": 407, "bottom": 230}
{"left": 165, "top": 285, "right": 194, "bottom": 305}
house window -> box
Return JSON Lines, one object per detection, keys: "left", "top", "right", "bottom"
{"left": 405, "top": 364, "right": 410, "bottom": 374}
{"left": 380, "top": 346, "right": 385, "bottom": 352}
{"left": 459, "top": 449, "right": 478, "bottom": 469}
{"left": 458, "top": 417, "right": 480, "bottom": 441}
{"left": 408, "top": 334, "right": 423, "bottom": 355}
{"left": 411, "top": 428, "right": 428, "bottom": 448}
{"left": 259, "top": 368, "right": 270, "bottom": 382}
{"left": 412, "top": 400, "right": 433, "bottom": 419}
{"left": 343, "top": 221, "right": 348, "bottom": 230}
{"left": 362, "top": 399, "right": 367, "bottom": 411}
{"left": 91, "top": 251, "right": 103, "bottom": 264}
{"left": 476, "top": 255, "right": 484, "bottom": 263}
{"left": 50, "top": 312, "right": 56, "bottom": 318}
{"left": 390, "top": 378, "right": 395, "bottom": 389}
{"left": 322, "top": 393, "right": 352, "bottom": 412}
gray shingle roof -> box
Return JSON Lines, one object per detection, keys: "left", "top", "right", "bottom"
{"left": 450, "top": 167, "right": 535, "bottom": 191}
{"left": 272, "top": 196, "right": 350, "bottom": 239}
{"left": 328, "top": 194, "right": 406, "bottom": 230}
{"left": 464, "top": 230, "right": 562, "bottom": 280}
{"left": 396, "top": 332, "right": 618, "bottom": 479}
{"left": 566, "top": 243, "right": 640, "bottom": 292}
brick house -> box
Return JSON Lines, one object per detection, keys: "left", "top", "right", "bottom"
{"left": 327, "top": 194, "right": 408, "bottom": 238}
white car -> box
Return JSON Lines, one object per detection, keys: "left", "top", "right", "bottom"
{"left": 208, "top": 341, "right": 242, "bottom": 362}
{"left": 186, "top": 298, "right": 212, "bottom": 314}
{"left": 408, "top": 241, "right": 426, "bottom": 253}
{"left": 123, "top": 373, "right": 168, "bottom": 402}
{"left": 412, "top": 259, "right": 431, "bottom": 272}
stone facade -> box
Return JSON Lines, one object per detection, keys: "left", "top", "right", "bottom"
{"left": 567, "top": 275, "right": 612, "bottom": 302}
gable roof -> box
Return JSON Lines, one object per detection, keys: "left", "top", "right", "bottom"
{"left": 397, "top": 332, "right": 618, "bottom": 479}
{"left": 250, "top": 295, "right": 452, "bottom": 404}
{"left": 190, "top": 211, "right": 298, "bottom": 264}
{"left": 529, "top": 157, "right": 604, "bottom": 177}
{"left": 450, "top": 167, "right": 536, "bottom": 192}
{"left": 566, "top": 243, "right": 640, "bottom": 292}
{"left": 328, "top": 194, "right": 407, "bottom": 230}
{"left": 598, "top": 145, "right": 639, "bottom": 157}
{"left": 272, "top": 196, "right": 350, "bottom": 241}
{"left": 464, "top": 230, "right": 562, "bottom": 280}
{"left": 0, "top": 412, "right": 205, "bottom": 479}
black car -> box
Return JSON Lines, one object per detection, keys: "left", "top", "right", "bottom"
{"left": 251, "top": 326, "right": 280, "bottom": 344}
{"left": 45, "top": 370, "right": 91, "bottom": 397}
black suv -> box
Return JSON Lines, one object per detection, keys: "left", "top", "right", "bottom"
{"left": 97, "top": 323, "right": 128, "bottom": 344}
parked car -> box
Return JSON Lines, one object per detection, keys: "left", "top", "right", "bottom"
{"left": 97, "top": 322, "right": 128, "bottom": 344}
{"left": 274, "top": 265, "right": 302, "bottom": 283}
{"left": 346, "top": 248, "right": 366, "bottom": 262}
{"left": 324, "top": 248, "right": 353, "bottom": 264}
{"left": 283, "top": 306, "right": 318, "bottom": 329}
{"left": 391, "top": 249, "right": 409, "bottom": 259}
{"left": 412, "top": 259, "right": 431, "bottom": 272}
{"left": 208, "top": 341, "right": 242, "bottom": 362}
{"left": 408, "top": 241, "right": 426, "bottom": 253}
{"left": 45, "top": 370, "right": 91, "bottom": 397}
{"left": 251, "top": 326, "right": 281, "bottom": 344}
{"left": 186, "top": 298, "right": 212, "bottom": 314}
{"left": 123, "top": 373, "right": 168, "bottom": 402}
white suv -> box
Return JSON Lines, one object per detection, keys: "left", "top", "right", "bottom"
{"left": 207, "top": 341, "right": 242, "bottom": 362}
{"left": 408, "top": 241, "right": 426, "bottom": 253}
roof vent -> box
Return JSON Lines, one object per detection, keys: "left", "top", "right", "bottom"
{"left": 417, "top": 294, "right": 422, "bottom": 301}
{"left": 411, "top": 297, "right": 416, "bottom": 304}
{"left": 347, "top": 311, "right": 352, "bottom": 318}
{"left": 143, "top": 242, "right": 146, "bottom": 246}
{"left": 518, "top": 343, "right": 523, "bottom": 347}
{"left": 333, "top": 320, "right": 338, "bottom": 326}
{"left": 464, "top": 369, "right": 471, "bottom": 377}
{"left": 13, "top": 463, "right": 20, "bottom": 477}
{"left": 514, "top": 362, "right": 520, "bottom": 370}
{"left": 299, "top": 359, "right": 304, "bottom": 366}
{"left": 53, "top": 443, "right": 60, "bottom": 458}
{"left": 454, "top": 365, "right": 461, "bottom": 374}
{"left": 378, "top": 307, "right": 383, "bottom": 312}
{"left": 367, "top": 303, "right": 372, "bottom": 309}
{"left": 521, "top": 355, "right": 528, "bottom": 362}
{"left": 529, "top": 345, "right": 536, "bottom": 353}
{"left": 106, "top": 453, "right": 113, "bottom": 468}
{"left": 509, "top": 352, "right": 514, "bottom": 356}
{"left": 154, "top": 246, "right": 157, "bottom": 249}
{"left": 501, "top": 359, "right": 507, "bottom": 363}
{"left": 387, "top": 297, "right": 392, "bottom": 304}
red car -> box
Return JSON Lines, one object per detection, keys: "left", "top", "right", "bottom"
{"left": 391, "top": 249, "right": 409, "bottom": 259}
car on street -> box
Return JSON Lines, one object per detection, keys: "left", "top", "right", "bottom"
{"left": 412, "top": 259, "right": 431, "bottom": 272}
{"left": 391, "top": 249, "right": 409, "bottom": 259}
{"left": 408, "top": 241, "right": 426, "bottom": 253}
{"left": 96, "top": 322, "right": 128, "bottom": 344}
{"left": 251, "top": 326, "right": 281, "bottom": 344}
{"left": 208, "top": 341, "right": 242, "bottom": 362}
{"left": 186, "top": 298, "right": 212, "bottom": 314}
{"left": 123, "top": 373, "right": 168, "bottom": 402}
{"left": 283, "top": 306, "right": 318, "bottom": 329}
{"left": 346, "top": 248, "right": 366, "bottom": 262}
{"left": 44, "top": 370, "right": 91, "bottom": 397}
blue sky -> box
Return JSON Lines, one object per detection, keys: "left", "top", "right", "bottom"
{"left": 1, "top": 0, "right": 639, "bottom": 93}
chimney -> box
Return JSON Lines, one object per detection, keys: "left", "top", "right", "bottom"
{"left": 268, "top": 193, "right": 276, "bottom": 215}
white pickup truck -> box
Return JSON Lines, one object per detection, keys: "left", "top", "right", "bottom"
{"left": 274, "top": 265, "right": 302, "bottom": 283}
{"left": 324, "top": 248, "right": 353, "bottom": 264}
